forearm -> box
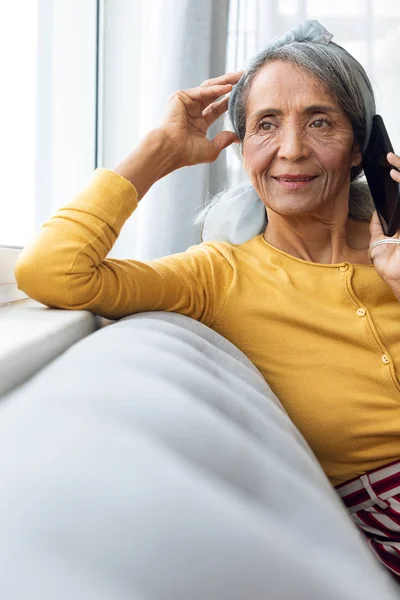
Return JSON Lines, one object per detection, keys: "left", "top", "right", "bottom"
{"left": 113, "top": 129, "right": 181, "bottom": 201}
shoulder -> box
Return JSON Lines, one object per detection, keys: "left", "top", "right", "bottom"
{"left": 185, "top": 234, "right": 263, "bottom": 270}
{"left": 186, "top": 239, "right": 234, "bottom": 264}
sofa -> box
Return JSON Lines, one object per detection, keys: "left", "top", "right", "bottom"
{"left": 0, "top": 310, "right": 398, "bottom": 599}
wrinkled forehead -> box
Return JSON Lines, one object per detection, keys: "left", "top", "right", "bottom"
{"left": 245, "top": 60, "right": 340, "bottom": 124}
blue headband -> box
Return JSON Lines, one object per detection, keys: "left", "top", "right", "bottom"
{"left": 228, "top": 19, "right": 375, "bottom": 152}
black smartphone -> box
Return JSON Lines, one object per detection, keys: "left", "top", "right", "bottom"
{"left": 362, "top": 114, "right": 400, "bottom": 236}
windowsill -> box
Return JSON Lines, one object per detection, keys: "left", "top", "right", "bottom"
{"left": 0, "top": 298, "right": 114, "bottom": 399}
{"left": 0, "top": 283, "right": 28, "bottom": 305}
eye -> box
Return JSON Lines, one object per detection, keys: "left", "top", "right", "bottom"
{"left": 258, "top": 117, "right": 331, "bottom": 131}
{"left": 311, "top": 118, "right": 330, "bottom": 128}
{"left": 258, "top": 120, "right": 275, "bottom": 131}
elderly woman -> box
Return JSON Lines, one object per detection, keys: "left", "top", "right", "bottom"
{"left": 15, "top": 20, "right": 400, "bottom": 582}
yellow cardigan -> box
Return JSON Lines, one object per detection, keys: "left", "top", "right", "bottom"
{"left": 15, "top": 168, "right": 400, "bottom": 486}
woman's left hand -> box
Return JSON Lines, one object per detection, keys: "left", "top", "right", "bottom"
{"left": 369, "top": 152, "right": 400, "bottom": 299}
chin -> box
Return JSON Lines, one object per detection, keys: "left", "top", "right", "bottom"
{"left": 268, "top": 199, "right": 317, "bottom": 214}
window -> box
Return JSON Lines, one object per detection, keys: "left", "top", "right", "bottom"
{"left": 0, "top": 0, "right": 99, "bottom": 304}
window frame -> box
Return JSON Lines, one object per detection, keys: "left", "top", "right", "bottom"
{"left": 0, "top": 246, "right": 26, "bottom": 305}
{"left": 0, "top": 0, "right": 101, "bottom": 306}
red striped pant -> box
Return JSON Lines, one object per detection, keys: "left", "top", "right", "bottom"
{"left": 335, "top": 460, "right": 400, "bottom": 584}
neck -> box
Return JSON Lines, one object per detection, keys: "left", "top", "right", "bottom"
{"left": 263, "top": 211, "right": 371, "bottom": 264}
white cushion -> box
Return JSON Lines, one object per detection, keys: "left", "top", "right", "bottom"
{"left": 0, "top": 311, "right": 398, "bottom": 599}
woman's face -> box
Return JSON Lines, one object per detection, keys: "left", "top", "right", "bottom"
{"left": 242, "top": 60, "right": 362, "bottom": 218}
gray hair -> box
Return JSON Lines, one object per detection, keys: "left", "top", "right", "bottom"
{"left": 194, "top": 39, "right": 376, "bottom": 244}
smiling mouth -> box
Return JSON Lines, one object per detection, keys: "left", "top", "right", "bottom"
{"left": 273, "top": 176, "right": 318, "bottom": 182}
{"left": 272, "top": 176, "right": 318, "bottom": 190}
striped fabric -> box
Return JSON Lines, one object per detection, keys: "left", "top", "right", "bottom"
{"left": 336, "top": 460, "right": 400, "bottom": 584}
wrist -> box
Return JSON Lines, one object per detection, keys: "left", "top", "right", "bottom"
{"left": 141, "top": 128, "right": 182, "bottom": 178}
{"left": 386, "top": 279, "right": 400, "bottom": 303}
{"left": 378, "top": 271, "right": 400, "bottom": 302}
{"left": 113, "top": 128, "right": 181, "bottom": 201}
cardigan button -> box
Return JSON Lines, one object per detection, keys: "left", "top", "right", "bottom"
{"left": 381, "top": 355, "right": 390, "bottom": 365}
{"left": 356, "top": 308, "right": 366, "bottom": 317}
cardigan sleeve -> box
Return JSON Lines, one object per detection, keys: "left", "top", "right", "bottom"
{"left": 14, "top": 168, "right": 233, "bottom": 324}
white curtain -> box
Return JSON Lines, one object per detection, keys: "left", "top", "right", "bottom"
{"left": 104, "top": 0, "right": 229, "bottom": 260}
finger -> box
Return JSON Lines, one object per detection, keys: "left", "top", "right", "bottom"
{"left": 181, "top": 83, "right": 233, "bottom": 113}
{"left": 200, "top": 71, "right": 244, "bottom": 87}
{"left": 386, "top": 153, "right": 400, "bottom": 181}
{"left": 387, "top": 152, "right": 400, "bottom": 169}
{"left": 200, "top": 70, "right": 244, "bottom": 87}
{"left": 202, "top": 96, "right": 230, "bottom": 127}
{"left": 369, "top": 209, "right": 386, "bottom": 241}
{"left": 390, "top": 168, "right": 400, "bottom": 182}
{"left": 211, "top": 130, "right": 241, "bottom": 157}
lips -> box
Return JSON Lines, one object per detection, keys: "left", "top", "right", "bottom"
{"left": 273, "top": 176, "right": 317, "bottom": 190}
{"left": 273, "top": 175, "right": 317, "bottom": 181}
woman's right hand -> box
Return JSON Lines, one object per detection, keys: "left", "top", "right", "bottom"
{"left": 158, "top": 70, "right": 243, "bottom": 168}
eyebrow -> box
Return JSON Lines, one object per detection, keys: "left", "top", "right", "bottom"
{"left": 251, "top": 104, "right": 339, "bottom": 121}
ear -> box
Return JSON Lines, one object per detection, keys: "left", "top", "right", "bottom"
{"left": 351, "top": 144, "right": 362, "bottom": 168}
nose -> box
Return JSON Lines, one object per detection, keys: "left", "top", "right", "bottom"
{"left": 277, "top": 127, "right": 310, "bottom": 162}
